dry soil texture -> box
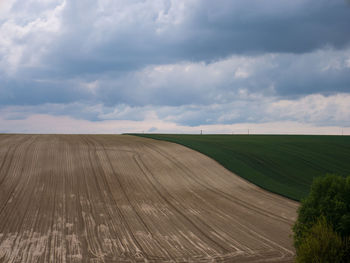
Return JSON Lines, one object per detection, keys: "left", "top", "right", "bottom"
{"left": 0, "top": 135, "right": 298, "bottom": 262}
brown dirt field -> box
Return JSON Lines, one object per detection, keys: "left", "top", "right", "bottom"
{"left": 0, "top": 134, "right": 298, "bottom": 262}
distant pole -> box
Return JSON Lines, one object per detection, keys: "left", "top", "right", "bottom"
{"left": 248, "top": 129, "right": 249, "bottom": 135}
{"left": 201, "top": 129, "right": 202, "bottom": 135}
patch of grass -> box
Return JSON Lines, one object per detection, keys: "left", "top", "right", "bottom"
{"left": 130, "top": 134, "right": 350, "bottom": 201}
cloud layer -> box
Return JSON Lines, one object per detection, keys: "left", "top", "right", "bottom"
{"left": 1, "top": 0, "right": 350, "bottom": 133}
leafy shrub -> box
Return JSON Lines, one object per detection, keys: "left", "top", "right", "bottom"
{"left": 296, "top": 217, "right": 344, "bottom": 263}
{"left": 293, "top": 174, "right": 350, "bottom": 262}
{"left": 293, "top": 174, "right": 350, "bottom": 247}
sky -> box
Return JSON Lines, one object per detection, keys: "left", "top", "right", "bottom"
{"left": 1, "top": 0, "right": 350, "bottom": 134}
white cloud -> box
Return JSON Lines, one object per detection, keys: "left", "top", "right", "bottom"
{"left": 0, "top": 0, "right": 16, "bottom": 17}
{"left": 0, "top": 0, "right": 65, "bottom": 74}
{"left": 234, "top": 68, "right": 249, "bottom": 79}
{"left": 80, "top": 80, "right": 100, "bottom": 95}
{"left": 267, "top": 93, "right": 350, "bottom": 125}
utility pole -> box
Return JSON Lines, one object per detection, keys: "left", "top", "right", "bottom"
{"left": 248, "top": 129, "right": 249, "bottom": 135}
{"left": 201, "top": 129, "right": 202, "bottom": 135}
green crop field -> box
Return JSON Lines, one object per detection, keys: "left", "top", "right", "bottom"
{"left": 130, "top": 134, "right": 350, "bottom": 201}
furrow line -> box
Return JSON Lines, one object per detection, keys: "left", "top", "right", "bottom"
{"left": 133, "top": 152, "right": 230, "bottom": 254}
{"left": 144, "top": 141, "right": 294, "bottom": 225}
{"left": 88, "top": 135, "right": 175, "bottom": 261}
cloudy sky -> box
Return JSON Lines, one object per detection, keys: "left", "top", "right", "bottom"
{"left": 1, "top": 0, "right": 350, "bottom": 134}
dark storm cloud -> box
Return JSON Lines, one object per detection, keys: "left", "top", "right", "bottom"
{"left": 39, "top": 0, "right": 350, "bottom": 77}
{"left": 186, "top": 0, "right": 350, "bottom": 57}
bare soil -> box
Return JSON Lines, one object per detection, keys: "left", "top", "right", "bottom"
{"left": 0, "top": 134, "right": 298, "bottom": 262}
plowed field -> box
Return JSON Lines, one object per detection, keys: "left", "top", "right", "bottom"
{"left": 0, "top": 135, "right": 298, "bottom": 262}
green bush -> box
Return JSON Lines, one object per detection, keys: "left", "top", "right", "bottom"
{"left": 293, "top": 174, "right": 350, "bottom": 247}
{"left": 296, "top": 217, "right": 344, "bottom": 263}
{"left": 293, "top": 174, "right": 350, "bottom": 262}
